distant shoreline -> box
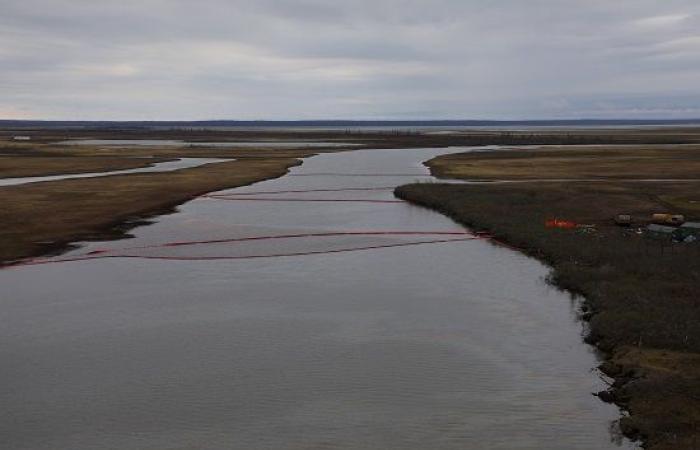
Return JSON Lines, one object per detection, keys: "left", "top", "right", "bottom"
{"left": 3, "top": 118, "right": 700, "bottom": 130}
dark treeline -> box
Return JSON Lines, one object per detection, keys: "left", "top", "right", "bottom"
{"left": 3, "top": 118, "right": 700, "bottom": 130}
{"left": 4, "top": 128, "right": 700, "bottom": 147}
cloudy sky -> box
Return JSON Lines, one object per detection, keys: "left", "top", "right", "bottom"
{"left": 2, "top": 0, "right": 700, "bottom": 120}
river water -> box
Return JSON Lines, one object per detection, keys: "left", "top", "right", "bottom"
{"left": 0, "top": 158, "right": 229, "bottom": 187}
{"left": 0, "top": 147, "right": 634, "bottom": 449}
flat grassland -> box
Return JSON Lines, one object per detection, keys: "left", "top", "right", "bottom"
{"left": 429, "top": 145, "right": 700, "bottom": 180}
{"left": 0, "top": 138, "right": 318, "bottom": 177}
{"left": 0, "top": 133, "right": 320, "bottom": 264}
{"left": 0, "top": 155, "right": 174, "bottom": 178}
{"left": 396, "top": 145, "right": 700, "bottom": 450}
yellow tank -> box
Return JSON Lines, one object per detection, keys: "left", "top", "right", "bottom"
{"left": 652, "top": 213, "right": 685, "bottom": 225}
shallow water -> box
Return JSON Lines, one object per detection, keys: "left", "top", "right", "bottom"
{"left": 59, "top": 139, "right": 362, "bottom": 148}
{"left": 0, "top": 147, "right": 635, "bottom": 450}
{"left": 0, "top": 157, "right": 229, "bottom": 187}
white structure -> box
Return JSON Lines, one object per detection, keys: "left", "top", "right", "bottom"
{"left": 13, "top": 136, "right": 31, "bottom": 141}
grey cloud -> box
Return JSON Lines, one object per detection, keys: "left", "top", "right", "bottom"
{"left": 1, "top": 0, "right": 700, "bottom": 119}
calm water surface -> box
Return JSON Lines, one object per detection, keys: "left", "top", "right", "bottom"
{"left": 0, "top": 147, "right": 635, "bottom": 449}
{"left": 0, "top": 158, "right": 229, "bottom": 187}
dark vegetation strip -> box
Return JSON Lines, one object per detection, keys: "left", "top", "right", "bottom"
{"left": 5, "top": 127, "right": 700, "bottom": 148}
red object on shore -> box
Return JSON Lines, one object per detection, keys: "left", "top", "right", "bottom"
{"left": 545, "top": 218, "right": 577, "bottom": 229}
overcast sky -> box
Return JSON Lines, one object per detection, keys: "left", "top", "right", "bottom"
{"left": 2, "top": 0, "right": 700, "bottom": 120}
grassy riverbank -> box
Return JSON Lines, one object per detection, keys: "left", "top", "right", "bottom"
{"left": 396, "top": 146, "right": 700, "bottom": 449}
{"left": 0, "top": 132, "right": 327, "bottom": 264}
{"left": 429, "top": 145, "right": 700, "bottom": 181}
{"left": 0, "top": 157, "right": 302, "bottom": 264}
{"left": 0, "top": 138, "right": 316, "bottom": 177}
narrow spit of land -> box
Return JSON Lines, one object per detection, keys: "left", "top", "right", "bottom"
{"left": 0, "top": 157, "right": 306, "bottom": 264}
{"left": 396, "top": 145, "right": 700, "bottom": 450}
{"left": 0, "top": 155, "right": 174, "bottom": 178}
{"left": 0, "top": 138, "right": 319, "bottom": 178}
{"left": 1, "top": 134, "right": 338, "bottom": 263}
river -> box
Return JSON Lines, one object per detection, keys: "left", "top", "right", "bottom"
{"left": 0, "top": 158, "right": 230, "bottom": 187}
{"left": 0, "top": 146, "right": 634, "bottom": 449}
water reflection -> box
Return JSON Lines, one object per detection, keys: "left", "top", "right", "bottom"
{"left": 0, "top": 157, "right": 229, "bottom": 186}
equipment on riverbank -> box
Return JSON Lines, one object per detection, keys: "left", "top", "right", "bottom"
{"left": 652, "top": 213, "right": 685, "bottom": 226}
{"left": 614, "top": 214, "right": 632, "bottom": 226}
{"left": 545, "top": 218, "right": 577, "bottom": 229}
{"left": 673, "top": 222, "right": 700, "bottom": 243}
{"left": 647, "top": 224, "right": 676, "bottom": 235}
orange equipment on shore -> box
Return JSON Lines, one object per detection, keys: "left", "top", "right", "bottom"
{"left": 545, "top": 218, "right": 577, "bottom": 229}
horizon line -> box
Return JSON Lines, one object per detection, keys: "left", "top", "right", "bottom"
{"left": 3, "top": 118, "right": 700, "bottom": 125}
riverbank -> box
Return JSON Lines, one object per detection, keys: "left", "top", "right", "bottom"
{"left": 395, "top": 147, "right": 700, "bottom": 449}
{"left": 4, "top": 129, "right": 699, "bottom": 267}
{"left": 0, "top": 137, "right": 316, "bottom": 177}
{"left": 0, "top": 155, "right": 175, "bottom": 178}
{"left": 427, "top": 144, "right": 700, "bottom": 181}
{"left": 0, "top": 157, "right": 303, "bottom": 265}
